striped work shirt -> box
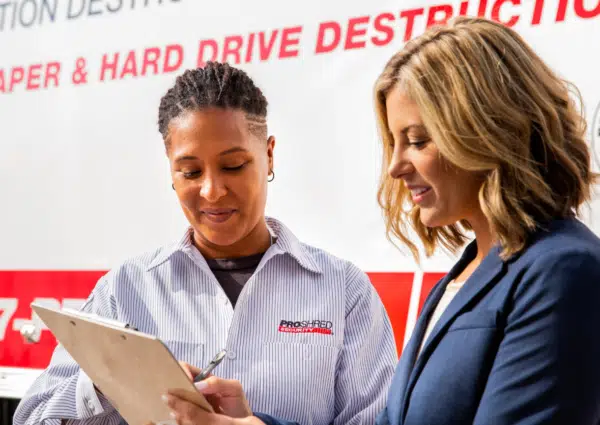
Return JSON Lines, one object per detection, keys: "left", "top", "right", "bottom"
{"left": 14, "top": 217, "right": 397, "bottom": 425}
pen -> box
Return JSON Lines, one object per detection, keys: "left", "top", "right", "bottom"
{"left": 193, "top": 349, "right": 227, "bottom": 383}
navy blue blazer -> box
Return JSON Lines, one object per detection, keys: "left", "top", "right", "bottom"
{"left": 256, "top": 217, "right": 600, "bottom": 425}
{"left": 376, "top": 217, "right": 600, "bottom": 425}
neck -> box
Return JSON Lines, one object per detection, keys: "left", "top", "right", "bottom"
{"left": 468, "top": 209, "right": 495, "bottom": 263}
{"left": 192, "top": 219, "right": 272, "bottom": 260}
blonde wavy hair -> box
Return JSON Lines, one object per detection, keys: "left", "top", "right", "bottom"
{"left": 375, "top": 16, "right": 598, "bottom": 262}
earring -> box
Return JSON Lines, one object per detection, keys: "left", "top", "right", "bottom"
{"left": 172, "top": 183, "right": 175, "bottom": 190}
{"left": 268, "top": 170, "right": 275, "bottom": 182}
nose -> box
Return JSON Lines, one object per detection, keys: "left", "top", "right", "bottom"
{"left": 387, "top": 145, "right": 413, "bottom": 179}
{"left": 199, "top": 172, "right": 227, "bottom": 202}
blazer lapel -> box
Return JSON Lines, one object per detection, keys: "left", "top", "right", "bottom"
{"left": 388, "top": 275, "right": 448, "bottom": 423}
{"left": 399, "top": 242, "right": 506, "bottom": 423}
{"left": 393, "top": 252, "right": 473, "bottom": 423}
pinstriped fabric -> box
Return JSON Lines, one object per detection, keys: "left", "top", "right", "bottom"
{"left": 14, "top": 217, "right": 397, "bottom": 425}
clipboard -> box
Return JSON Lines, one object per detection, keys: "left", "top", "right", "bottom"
{"left": 31, "top": 303, "right": 214, "bottom": 425}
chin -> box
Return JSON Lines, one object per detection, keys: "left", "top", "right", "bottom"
{"left": 418, "top": 209, "right": 452, "bottom": 228}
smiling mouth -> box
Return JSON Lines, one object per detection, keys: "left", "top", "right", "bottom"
{"left": 201, "top": 209, "right": 236, "bottom": 223}
{"left": 410, "top": 187, "right": 431, "bottom": 203}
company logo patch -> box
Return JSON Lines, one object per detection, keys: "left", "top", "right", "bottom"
{"left": 278, "top": 320, "right": 333, "bottom": 335}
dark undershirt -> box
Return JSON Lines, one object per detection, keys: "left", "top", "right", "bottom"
{"left": 206, "top": 252, "right": 265, "bottom": 307}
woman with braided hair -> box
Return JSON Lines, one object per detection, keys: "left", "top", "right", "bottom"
{"left": 14, "top": 62, "right": 397, "bottom": 425}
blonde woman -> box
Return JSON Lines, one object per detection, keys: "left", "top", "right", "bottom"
{"left": 158, "top": 17, "right": 600, "bottom": 425}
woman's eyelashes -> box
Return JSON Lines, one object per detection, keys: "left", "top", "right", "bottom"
{"left": 181, "top": 162, "right": 249, "bottom": 179}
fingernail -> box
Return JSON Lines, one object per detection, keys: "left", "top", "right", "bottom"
{"left": 169, "top": 412, "right": 177, "bottom": 419}
{"left": 161, "top": 394, "right": 169, "bottom": 403}
{"left": 194, "top": 381, "right": 208, "bottom": 391}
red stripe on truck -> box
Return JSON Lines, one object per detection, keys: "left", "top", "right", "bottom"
{"left": 0, "top": 270, "right": 446, "bottom": 368}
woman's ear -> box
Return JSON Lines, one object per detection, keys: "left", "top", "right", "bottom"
{"left": 267, "top": 135, "right": 276, "bottom": 171}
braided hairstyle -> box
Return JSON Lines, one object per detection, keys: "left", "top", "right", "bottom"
{"left": 158, "top": 62, "right": 268, "bottom": 147}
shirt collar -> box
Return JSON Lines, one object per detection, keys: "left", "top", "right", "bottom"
{"left": 265, "top": 217, "right": 322, "bottom": 274}
{"left": 145, "top": 228, "right": 194, "bottom": 271}
{"left": 146, "top": 217, "right": 322, "bottom": 274}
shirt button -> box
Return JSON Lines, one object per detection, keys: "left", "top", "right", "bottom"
{"left": 227, "top": 351, "right": 237, "bottom": 360}
{"left": 87, "top": 399, "right": 96, "bottom": 413}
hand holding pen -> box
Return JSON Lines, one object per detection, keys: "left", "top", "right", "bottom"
{"left": 194, "top": 349, "right": 227, "bottom": 383}
{"left": 169, "top": 350, "right": 254, "bottom": 420}
{"left": 177, "top": 349, "right": 227, "bottom": 384}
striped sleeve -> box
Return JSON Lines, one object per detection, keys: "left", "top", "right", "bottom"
{"left": 332, "top": 263, "right": 397, "bottom": 425}
{"left": 13, "top": 278, "right": 123, "bottom": 425}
